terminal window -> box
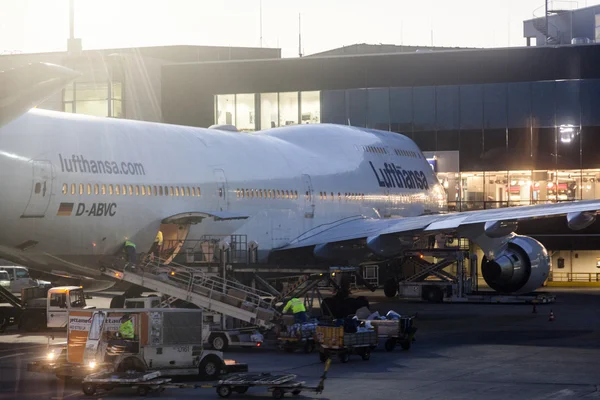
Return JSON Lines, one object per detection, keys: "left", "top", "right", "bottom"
{"left": 63, "top": 81, "right": 123, "bottom": 118}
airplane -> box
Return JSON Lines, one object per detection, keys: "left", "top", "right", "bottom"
{"left": 0, "top": 62, "right": 599, "bottom": 296}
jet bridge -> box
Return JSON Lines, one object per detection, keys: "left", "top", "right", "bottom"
{"left": 99, "top": 259, "right": 279, "bottom": 329}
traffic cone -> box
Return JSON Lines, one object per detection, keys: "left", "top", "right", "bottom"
{"left": 548, "top": 310, "right": 555, "bottom": 322}
{"left": 532, "top": 303, "right": 537, "bottom": 314}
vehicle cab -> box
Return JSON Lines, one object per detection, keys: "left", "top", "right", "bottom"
{"left": 46, "top": 286, "right": 88, "bottom": 328}
{"left": 0, "top": 266, "right": 33, "bottom": 294}
{"left": 0, "top": 270, "right": 10, "bottom": 289}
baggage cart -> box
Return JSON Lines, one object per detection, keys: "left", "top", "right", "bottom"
{"left": 315, "top": 325, "right": 377, "bottom": 363}
{"left": 367, "top": 315, "right": 417, "bottom": 352}
{"left": 80, "top": 359, "right": 332, "bottom": 398}
{"left": 276, "top": 322, "right": 317, "bottom": 353}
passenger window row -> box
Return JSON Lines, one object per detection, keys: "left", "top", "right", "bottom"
{"left": 319, "top": 192, "right": 365, "bottom": 201}
{"left": 235, "top": 188, "right": 299, "bottom": 200}
{"left": 62, "top": 183, "right": 202, "bottom": 197}
{"left": 394, "top": 148, "right": 417, "bottom": 158}
{"left": 363, "top": 145, "right": 387, "bottom": 154}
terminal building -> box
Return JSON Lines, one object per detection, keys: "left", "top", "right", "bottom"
{"left": 6, "top": 7, "right": 600, "bottom": 284}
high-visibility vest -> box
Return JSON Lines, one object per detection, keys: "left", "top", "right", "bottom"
{"left": 155, "top": 231, "right": 163, "bottom": 246}
{"left": 124, "top": 240, "right": 136, "bottom": 248}
{"left": 283, "top": 298, "right": 306, "bottom": 314}
{"left": 119, "top": 320, "right": 134, "bottom": 339}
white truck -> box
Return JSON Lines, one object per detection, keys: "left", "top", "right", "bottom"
{"left": 123, "top": 297, "right": 263, "bottom": 351}
{"left": 0, "top": 265, "right": 51, "bottom": 294}
{"left": 27, "top": 307, "right": 247, "bottom": 382}
{"left": 0, "top": 285, "right": 90, "bottom": 332}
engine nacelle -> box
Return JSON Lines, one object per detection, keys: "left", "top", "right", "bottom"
{"left": 480, "top": 235, "right": 550, "bottom": 294}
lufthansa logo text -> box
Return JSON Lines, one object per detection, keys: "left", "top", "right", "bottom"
{"left": 369, "top": 161, "right": 430, "bottom": 190}
{"left": 75, "top": 203, "right": 117, "bottom": 217}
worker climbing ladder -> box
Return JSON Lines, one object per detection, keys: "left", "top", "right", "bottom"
{"left": 100, "top": 258, "right": 279, "bottom": 329}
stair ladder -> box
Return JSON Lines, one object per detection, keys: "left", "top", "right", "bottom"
{"left": 100, "top": 257, "right": 279, "bottom": 329}
{"left": 0, "top": 285, "right": 22, "bottom": 309}
{"left": 403, "top": 257, "right": 457, "bottom": 283}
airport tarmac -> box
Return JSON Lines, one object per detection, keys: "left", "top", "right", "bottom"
{"left": 1, "top": 288, "right": 600, "bottom": 399}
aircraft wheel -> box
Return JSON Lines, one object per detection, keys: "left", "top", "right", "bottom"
{"left": 82, "top": 383, "right": 97, "bottom": 396}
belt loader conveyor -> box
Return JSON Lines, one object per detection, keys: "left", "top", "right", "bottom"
{"left": 100, "top": 260, "right": 279, "bottom": 328}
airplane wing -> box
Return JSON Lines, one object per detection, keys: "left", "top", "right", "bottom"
{"left": 279, "top": 200, "right": 600, "bottom": 251}
{"left": 0, "top": 62, "right": 80, "bottom": 128}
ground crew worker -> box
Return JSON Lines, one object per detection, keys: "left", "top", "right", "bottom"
{"left": 283, "top": 297, "right": 307, "bottom": 323}
{"left": 118, "top": 315, "right": 134, "bottom": 339}
{"left": 154, "top": 231, "right": 163, "bottom": 258}
{"left": 123, "top": 240, "right": 137, "bottom": 269}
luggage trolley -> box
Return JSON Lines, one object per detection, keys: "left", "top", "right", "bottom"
{"left": 369, "top": 315, "right": 417, "bottom": 352}
{"left": 315, "top": 325, "right": 378, "bottom": 363}
{"left": 276, "top": 323, "right": 317, "bottom": 354}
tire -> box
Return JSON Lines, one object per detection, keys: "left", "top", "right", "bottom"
{"left": 217, "top": 385, "right": 232, "bottom": 398}
{"left": 0, "top": 314, "right": 8, "bottom": 333}
{"left": 361, "top": 349, "right": 371, "bottom": 361}
{"left": 211, "top": 334, "right": 229, "bottom": 352}
{"left": 82, "top": 382, "right": 97, "bottom": 396}
{"left": 319, "top": 351, "right": 328, "bottom": 363}
{"left": 384, "top": 338, "right": 396, "bottom": 352}
{"left": 116, "top": 357, "right": 146, "bottom": 373}
{"left": 199, "top": 355, "right": 223, "bottom": 380}
{"left": 292, "top": 389, "right": 302, "bottom": 395}
{"left": 272, "top": 388, "right": 285, "bottom": 399}
{"left": 339, "top": 352, "right": 349, "bottom": 363}
{"left": 110, "top": 295, "right": 125, "bottom": 309}
{"left": 383, "top": 278, "right": 398, "bottom": 298}
{"left": 137, "top": 386, "right": 150, "bottom": 396}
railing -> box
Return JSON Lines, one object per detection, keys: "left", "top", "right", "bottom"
{"left": 136, "top": 256, "right": 275, "bottom": 313}
{"left": 548, "top": 272, "right": 600, "bottom": 282}
{"left": 159, "top": 235, "right": 249, "bottom": 265}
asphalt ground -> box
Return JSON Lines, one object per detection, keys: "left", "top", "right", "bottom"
{"left": 1, "top": 288, "right": 600, "bottom": 400}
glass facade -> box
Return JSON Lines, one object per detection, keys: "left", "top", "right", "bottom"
{"left": 215, "top": 79, "right": 600, "bottom": 211}
{"left": 215, "top": 91, "right": 321, "bottom": 132}
{"left": 63, "top": 81, "right": 123, "bottom": 118}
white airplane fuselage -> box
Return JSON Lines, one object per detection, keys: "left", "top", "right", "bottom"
{"left": 0, "top": 109, "right": 446, "bottom": 281}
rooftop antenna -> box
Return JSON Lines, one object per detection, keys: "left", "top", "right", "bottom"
{"left": 259, "top": 0, "right": 263, "bottom": 47}
{"left": 298, "top": 13, "right": 303, "bottom": 57}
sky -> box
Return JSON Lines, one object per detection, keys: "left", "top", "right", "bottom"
{"left": 0, "top": 0, "right": 599, "bottom": 57}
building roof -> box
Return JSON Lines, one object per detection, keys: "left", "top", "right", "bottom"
{"left": 306, "top": 43, "right": 479, "bottom": 57}
{"left": 0, "top": 44, "right": 281, "bottom": 63}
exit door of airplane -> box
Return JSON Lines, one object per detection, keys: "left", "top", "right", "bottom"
{"left": 213, "top": 168, "right": 228, "bottom": 211}
{"left": 301, "top": 174, "right": 315, "bottom": 218}
{"left": 21, "top": 160, "right": 53, "bottom": 218}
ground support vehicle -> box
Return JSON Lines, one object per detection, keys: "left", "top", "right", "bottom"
{"left": 391, "top": 249, "right": 557, "bottom": 304}
{"left": 27, "top": 307, "right": 247, "bottom": 381}
{"left": 0, "top": 285, "right": 89, "bottom": 332}
{"left": 124, "top": 297, "right": 264, "bottom": 351}
{"left": 80, "top": 359, "right": 332, "bottom": 398}
{"left": 367, "top": 316, "right": 417, "bottom": 352}
{"left": 315, "top": 325, "right": 377, "bottom": 363}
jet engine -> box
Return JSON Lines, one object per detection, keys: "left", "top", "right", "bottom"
{"left": 480, "top": 235, "right": 550, "bottom": 294}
